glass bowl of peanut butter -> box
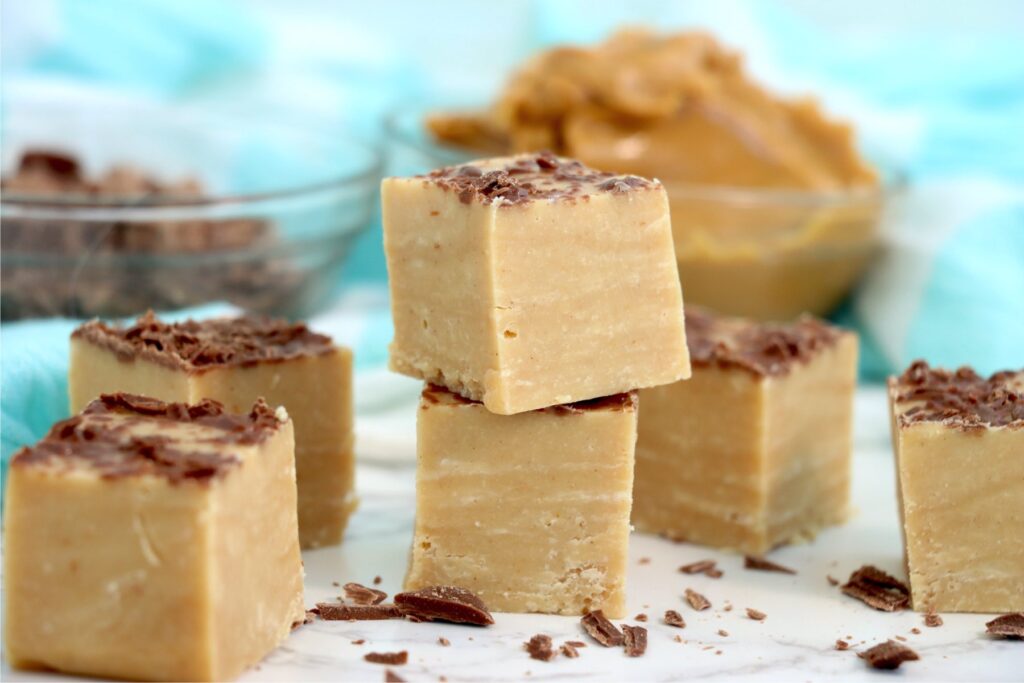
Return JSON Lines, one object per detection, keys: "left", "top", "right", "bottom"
{"left": 390, "top": 29, "right": 906, "bottom": 321}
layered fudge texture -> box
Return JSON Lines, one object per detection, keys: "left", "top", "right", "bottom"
{"left": 405, "top": 385, "right": 638, "bottom": 617}
{"left": 888, "top": 361, "right": 1024, "bottom": 613}
{"left": 382, "top": 153, "right": 690, "bottom": 415}
{"left": 3, "top": 393, "right": 304, "bottom": 681}
{"left": 633, "top": 308, "right": 858, "bottom": 554}
{"left": 69, "top": 312, "right": 355, "bottom": 549}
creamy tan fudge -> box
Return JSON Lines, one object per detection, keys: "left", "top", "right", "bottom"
{"left": 633, "top": 308, "right": 858, "bottom": 554}
{"left": 3, "top": 393, "right": 304, "bottom": 682}
{"left": 405, "top": 385, "right": 637, "bottom": 617}
{"left": 69, "top": 312, "right": 354, "bottom": 549}
{"left": 382, "top": 153, "right": 689, "bottom": 415}
{"left": 888, "top": 361, "right": 1024, "bottom": 613}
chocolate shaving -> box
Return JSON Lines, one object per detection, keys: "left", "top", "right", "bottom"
{"left": 315, "top": 602, "right": 401, "bottom": 621}
{"left": 858, "top": 641, "right": 919, "bottom": 670}
{"left": 746, "top": 608, "right": 766, "bottom": 621}
{"left": 924, "top": 611, "right": 944, "bottom": 627}
{"left": 560, "top": 642, "right": 580, "bottom": 658}
{"left": 581, "top": 610, "right": 624, "bottom": 646}
{"left": 685, "top": 588, "right": 711, "bottom": 611}
{"left": 986, "top": 613, "right": 1024, "bottom": 639}
{"left": 525, "top": 634, "right": 556, "bottom": 661}
{"left": 744, "top": 556, "right": 797, "bottom": 574}
{"left": 364, "top": 651, "right": 408, "bottom": 666}
{"left": 622, "top": 625, "right": 647, "bottom": 657}
{"left": 841, "top": 566, "right": 910, "bottom": 612}
{"left": 394, "top": 585, "right": 494, "bottom": 625}
{"left": 664, "top": 610, "right": 686, "bottom": 628}
{"left": 835, "top": 639, "right": 850, "bottom": 651}
{"left": 344, "top": 582, "right": 387, "bottom": 605}
{"left": 679, "top": 559, "right": 722, "bottom": 578}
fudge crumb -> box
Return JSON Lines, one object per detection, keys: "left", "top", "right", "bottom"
{"left": 679, "top": 559, "right": 720, "bottom": 577}
{"left": 560, "top": 642, "right": 580, "bottom": 659}
{"left": 986, "top": 613, "right": 1024, "bottom": 639}
{"left": 924, "top": 610, "right": 944, "bottom": 628}
{"left": 352, "top": 639, "right": 366, "bottom": 645}
{"left": 746, "top": 608, "right": 767, "bottom": 621}
{"left": 581, "top": 610, "right": 624, "bottom": 646}
{"left": 634, "top": 613, "right": 648, "bottom": 622}
{"left": 685, "top": 588, "right": 711, "bottom": 611}
{"left": 374, "top": 575, "right": 383, "bottom": 585}
{"left": 438, "top": 637, "right": 450, "bottom": 647}
{"left": 827, "top": 575, "right": 840, "bottom": 586}
{"left": 622, "top": 625, "right": 648, "bottom": 657}
{"left": 638, "top": 557, "right": 651, "bottom": 565}
{"left": 344, "top": 582, "right": 387, "bottom": 605}
{"left": 723, "top": 602, "right": 733, "bottom": 612}
{"left": 744, "top": 556, "right": 796, "bottom": 574}
{"left": 836, "top": 639, "right": 850, "bottom": 651}
{"left": 841, "top": 566, "right": 910, "bottom": 612}
{"left": 385, "top": 670, "right": 406, "bottom": 683}
{"left": 394, "top": 585, "right": 494, "bottom": 625}
{"left": 859, "top": 640, "right": 919, "bottom": 670}
{"left": 717, "top": 629, "right": 729, "bottom": 637}
{"left": 316, "top": 602, "right": 402, "bottom": 621}
{"left": 566, "top": 640, "right": 587, "bottom": 648}
{"left": 525, "top": 634, "right": 556, "bottom": 661}
{"left": 365, "top": 651, "right": 408, "bottom": 666}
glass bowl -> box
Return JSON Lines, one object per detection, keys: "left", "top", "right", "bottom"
{"left": 385, "top": 105, "right": 906, "bottom": 321}
{"left": 1, "top": 98, "right": 382, "bottom": 321}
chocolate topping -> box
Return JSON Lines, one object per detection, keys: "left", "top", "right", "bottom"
{"left": 891, "top": 360, "right": 1024, "bottom": 430}
{"left": 421, "top": 384, "right": 637, "bottom": 414}
{"left": 417, "top": 153, "right": 656, "bottom": 207}
{"left": 11, "top": 393, "right": 283, "bottom": 482}
{"left": 73, "top": 311, "right": 335, "bottom": 373}
{"left": 686, "top": 307, "right": 845, "bottom": 377}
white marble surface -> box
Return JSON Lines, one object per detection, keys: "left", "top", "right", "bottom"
{"left": 4, "top": 387, "right": 1020, "bottom": 682}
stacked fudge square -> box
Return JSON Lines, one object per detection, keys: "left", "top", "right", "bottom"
{"left": 382, "top": 153, "right": 692, "bottom": 617}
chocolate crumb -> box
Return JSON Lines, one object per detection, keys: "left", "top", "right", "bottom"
{"left": 316, "top": 602, "right": 401, "bottom": 621}
{"left": 910, "top": 628, "right": 921, "bottom": 635}
{"left": 859, "top": 641, "right": 919, "bottom": 670}
{"left": 384, "top": 670, "right": 405, "bottom": 683}
{"left": 841, "top": 566, "right": 910, "bottom": 612}
{"left": 566, "top": 640, "right": 587, "bottom": 648}
{"left": 685, "top": 588, "right": 711, "bottom": 611}
{"left": 674, "top": 635, "right": 683, "bottom": 643}
{"left": 827, "top": 575, "right": 840, "bottom": 586}
{"left": 723, "top": 603, "right": 733, "bottom": 612}
{"left": 986, "top": 613, "right": 1024, "bottom": 639}
{"left": 746, "top": 608, "right": 767, "bottom": 621}
{"left": 717, "top": 629, "right": 729, "bottom": 637}
{"left": 622, "top": 625, "right": 647, "bottom": 657}
{"left": 438, "top": 637, "right": 451, "bottom": 647}
{"left": 744, "top": 556, "right": 796, "bottom": 574}
{"left": 924, "top": 610, "right": 944, "bottom": 627}
{"left": 664, "top": 610, "right": 686, "bottom": 628}
{"left": 560, "top": 642, "right": 580, "bottom": 658}
{"left": 394, "top": 585, "right": 494, "bottom": 625}
{"left": 525, "top": 634, "right": 556, "bottom": 661}
{"left": 638, "top": 557, "right": 651, "bottom": 565}
{"left": 352, "top": 639, "right": 365, "bottom": 645}
{"left": 373, "top": 575, "right": 383, "bottom": 585}
{"left": 332, "top": 581, "right": 340, "bottom": 587}
{"left": 581, "top": 610, "right": 623, "bottom": 646}
{"left": 836, "top": 639, "right": 850, "bottom": 651}
{"left": 895, "top": 635, "right": 907, "bottom": 642}
{"left": 634, "top": 613, "right": 648, "bottom": 622}
{"left": 679, "top": 559, "right": 717, "bottom": 575}
{"left": 344, "top": 582, "right": 387, "bottom": 605}
{"left": 365, "top": 651, "right": 408, "bottom": 666}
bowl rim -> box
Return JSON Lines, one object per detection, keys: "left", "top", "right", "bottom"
{"left": 1, "top": 124, "right": 384, "bottom": 211}
{"left": 383, "top": 103, "right": 910, "bottom": 207}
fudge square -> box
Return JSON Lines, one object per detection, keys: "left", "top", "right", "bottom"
{"left": 888, "top": 361, "right": 1024, "bottom": 613}
{"left": 69, "top": 312, "right": 355, "bottom": 549}
{"left": 3, "top": 393, "right": 304, "bottom": 682}
{"left": 633, "top": 308, "right": 858, "bottom": 554}
{"left": 406, "top": 385, "right": 637, "bottom": 617}
{"left": 382, "top": 153, "right": 690, "bottom": 415}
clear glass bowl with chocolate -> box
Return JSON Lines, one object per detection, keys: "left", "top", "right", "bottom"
{"left": 386, "top": 30, "right": 908, "bottom": 321}
{"left": 1, "top": 103, "right": 381, "bottom": 320}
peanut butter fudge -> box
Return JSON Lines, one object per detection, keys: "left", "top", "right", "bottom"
{"left": 3, "top": 394, "right": 304, "bottom": 681}
{"left": 382, "top": 153, "right": 689, "bottom": 415}
{"left": 69, "top": 312, "right": 355, "bottom": 548}
{"left": 888, "top": 361, "right": 1024, "bottom": 613}
{"left": 405, "top": 385, "right": 637, "bottom": 617}
{"left": 633, "top": 308, "right": 858, "bottom": 553}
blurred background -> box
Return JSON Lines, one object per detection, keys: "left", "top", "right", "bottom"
{"left": 2, "top": 0, "right": 1022, "bottom": 431}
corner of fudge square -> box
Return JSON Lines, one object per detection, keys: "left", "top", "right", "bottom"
{"left": 632, "top": 306, "right": 859, "bottom": 555}
{"left": 2, "top": 393, "right": 304, "bottom": 682}
{"left": 382, "top": 152, "right": 690, "bottom": 415}
{"left": 888, "top": 360, "right": 1024, "bottom": 613}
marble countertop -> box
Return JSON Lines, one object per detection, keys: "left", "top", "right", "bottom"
{"left": 3, "top": 387, "right": 1019, "bottom": 682}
